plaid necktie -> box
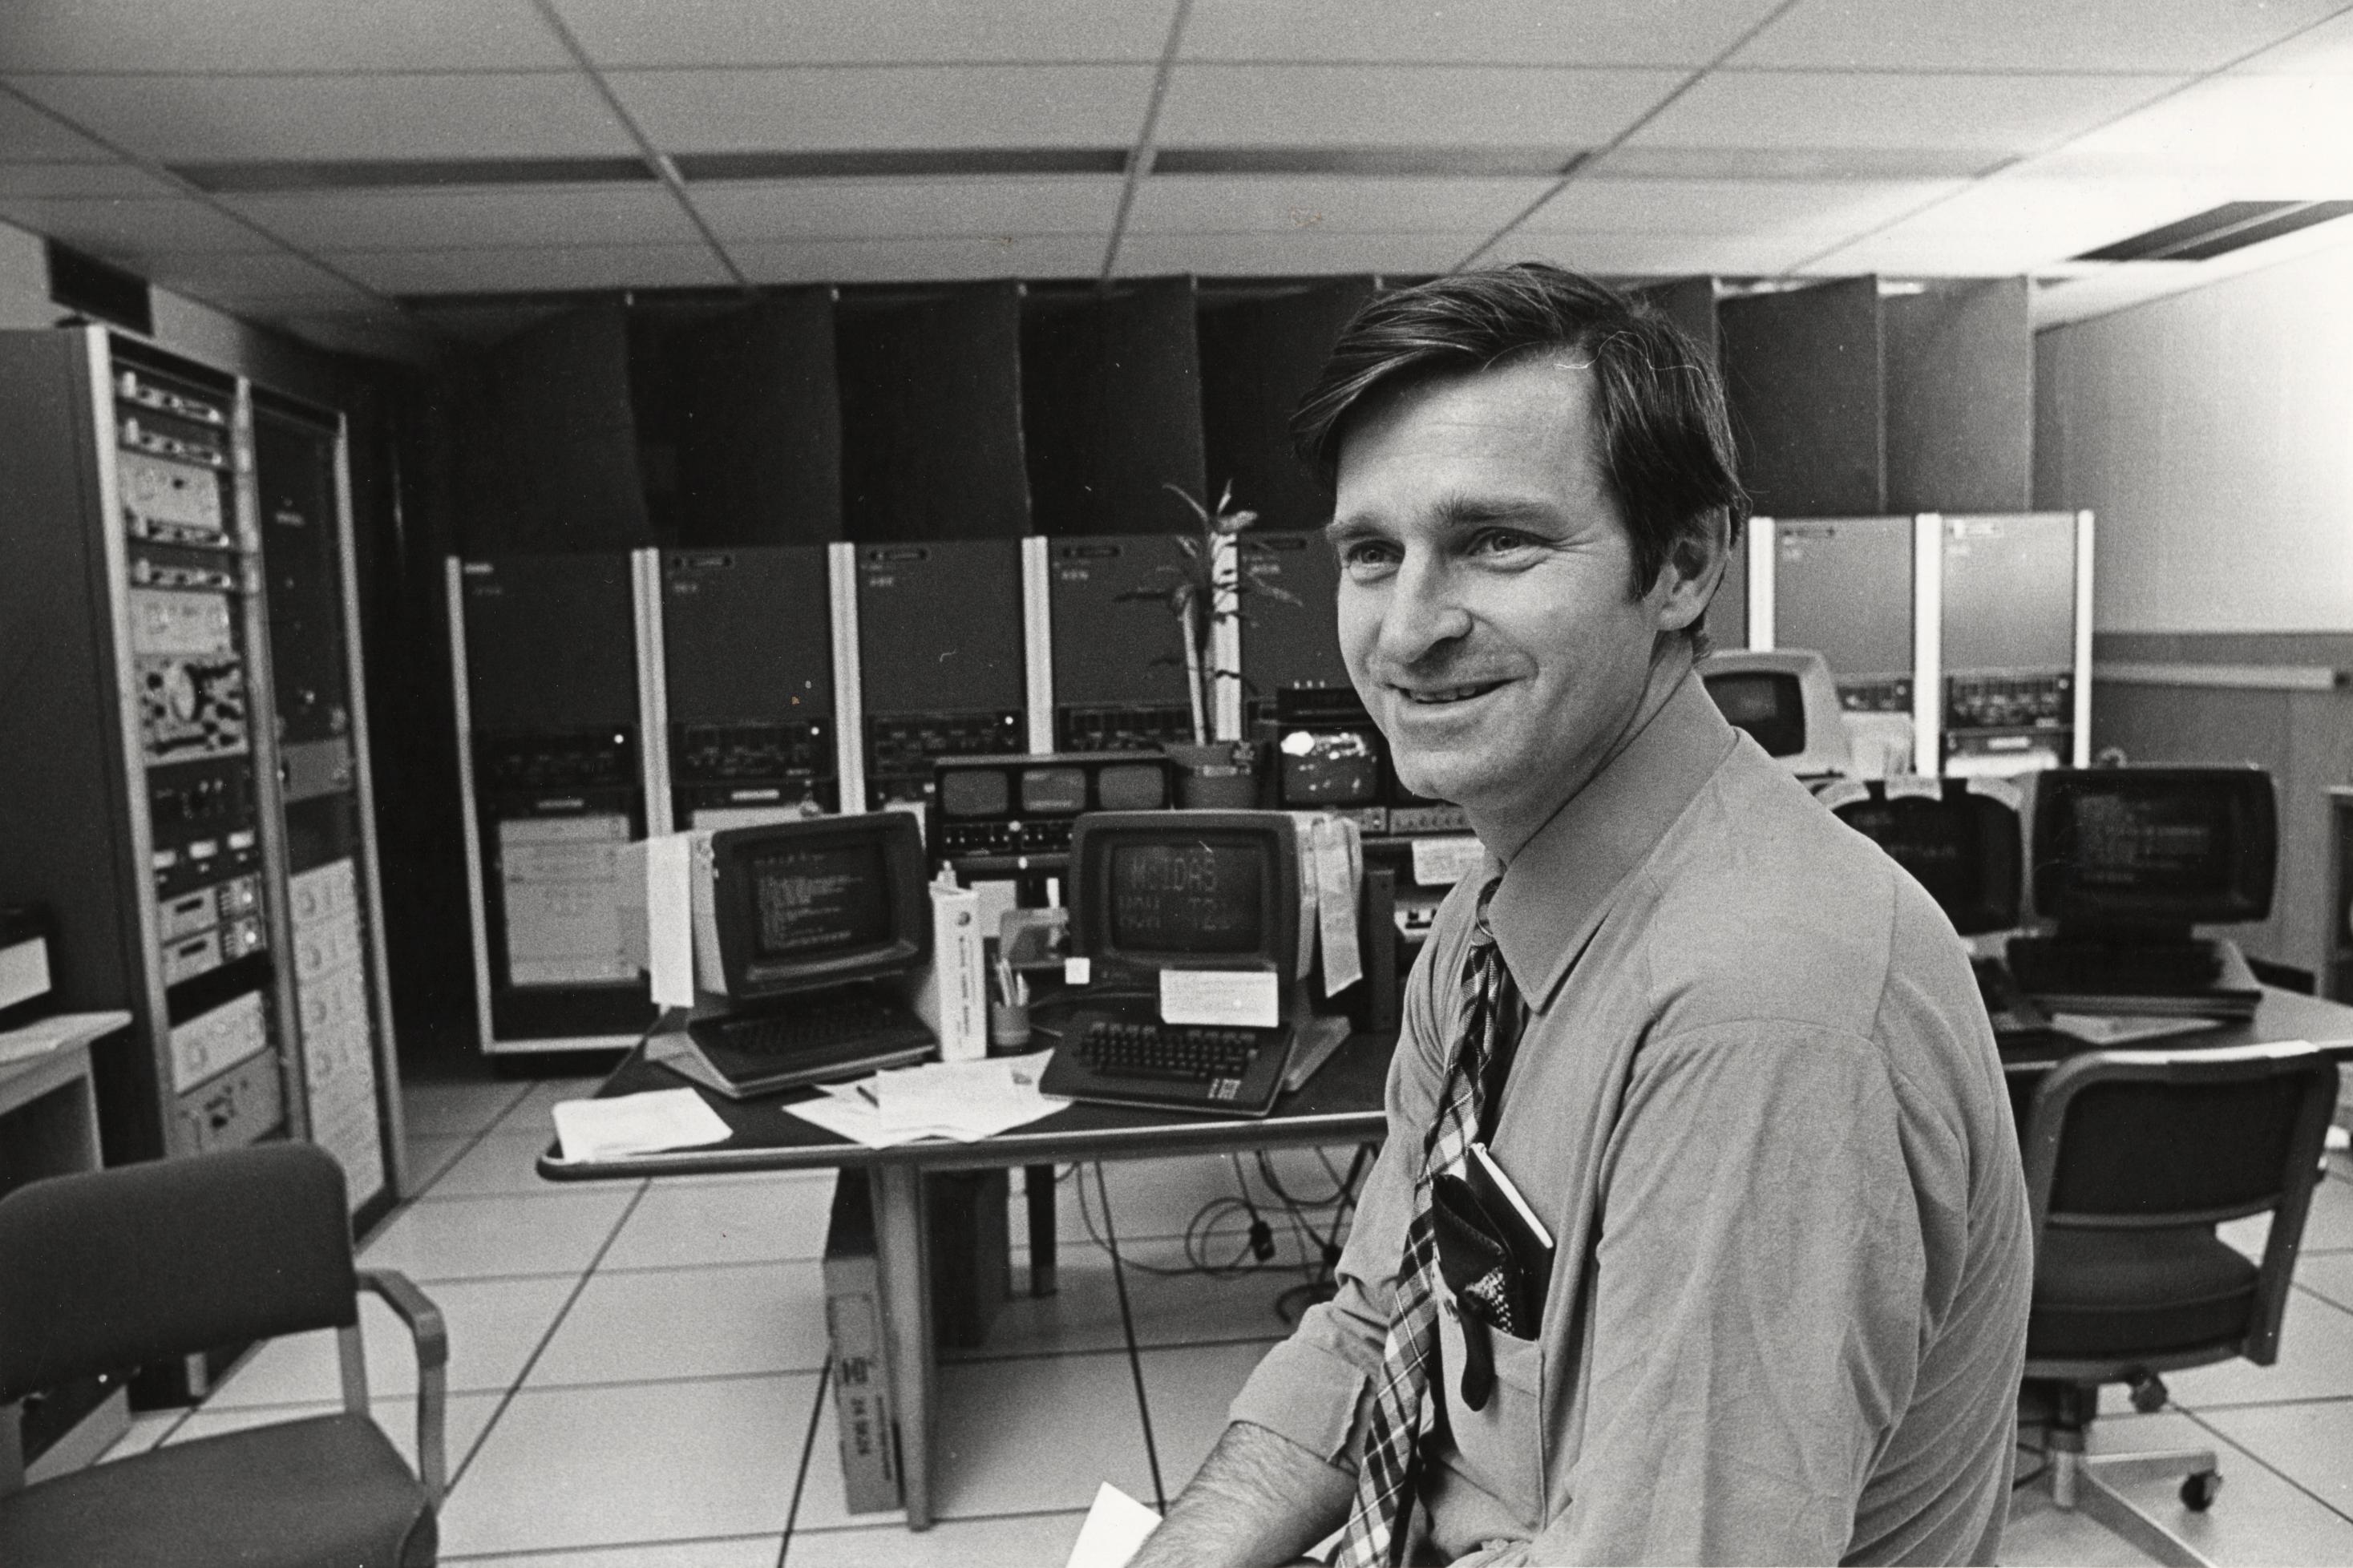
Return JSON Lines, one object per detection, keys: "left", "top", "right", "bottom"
{"left": 1336, "top": 878, "right": 1520, "bottom": 1568}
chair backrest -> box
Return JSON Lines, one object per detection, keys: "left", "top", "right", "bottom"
{"left": 0, "top": 1142, "right": 358, "bottom": 1405}
{"left": 2022, "top": 1040, "right": 2339, "bottom": 1364}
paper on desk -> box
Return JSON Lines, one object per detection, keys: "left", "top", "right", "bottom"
{"left": 1065, "top": 1481, "right": 1160, "bottom": 1568}
{"left": 2049, "top": 1012, "right": 2217, "bottom": 1046}
{"left": 550, "top": 1088, "right": 731, "bottom": 1163}
{"left": 0, "top": 1008, "right": 131, "bottom": 1066}
{"left": 781, "top": 1051, "right": 1065, "bottom": 1147}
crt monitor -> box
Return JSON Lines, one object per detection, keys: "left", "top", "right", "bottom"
{"left": 1831, "top": 782, "right": 2023, "bottom": 936}
{"left": 694, "top": 811, "right": 930, "bottom": 1001}
{"left": 1696, "top": 649, "right": 1853, "bottom": 778}
{"left": 1069, "top": 810, "right": 1301, "bottom": 994}
{"left": 2029, "top": 766, "right": 2276, "bottom": 936}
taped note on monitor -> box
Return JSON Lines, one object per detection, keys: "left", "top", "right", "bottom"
{"left": 1160, "top": 968, "right": 1280, "bottom": 1029}
{"left": 1313, "top": 817, "right": 1362, "bottom": 996}
{"left": 1410, "top": 835, "right": 1485, "bottom": 887}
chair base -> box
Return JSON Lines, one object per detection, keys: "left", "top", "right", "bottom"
{"left": 2025, "top": 1441, "right": 2222, "bottom": 1568}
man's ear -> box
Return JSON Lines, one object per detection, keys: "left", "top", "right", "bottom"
{"left": 1653, "top": 514, "right": 1729, "bottom": 634}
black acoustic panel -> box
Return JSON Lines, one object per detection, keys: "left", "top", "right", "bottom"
{"left": 1720, "top": 277, "right": 1884, "bottom": 517}
{"left": 673, "top": 293, "right": 843, "bottom": 547}
{"left": 1048, "top": 534, "right": 1194, "bottom": 708}
{"left": 855, "top": 539, "right": 1024, "bottom": 714}
{"left": 661, "top": 547, "right": 832, "bottom": 724}
{"left": 449, "top": 304, "right": 653, "bottom": 554}
{"left": 1883, "top": 278, "right": 2032, "bottom": 514}
{"left": 838, "top": 283, "right": 1029, "bottom": 543}
{"left": 253, "top": 403, "right": 350, "bottom": 749}
{"left": 1238, "top": 529, "right": 1348, "bottom": 698}
{"left": 1022, "top": 277, "right": 1208, "bottom": 537}
{"left": 1635, "top": 276, "right": 1720, "bottom": 370}
{"left": 1198, "top": 278, "right": 1375, "bottom": 534}
{"left": 460, "top": 553, "right": 638, "bottom": 732}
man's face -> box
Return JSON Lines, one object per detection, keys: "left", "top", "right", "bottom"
{"left": 1328, "top": 357, "right": 1684, "bottom": 845}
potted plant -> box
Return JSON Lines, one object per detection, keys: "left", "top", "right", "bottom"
{"left": 1119, "top": 482, "right": 1297, "bottom": 807}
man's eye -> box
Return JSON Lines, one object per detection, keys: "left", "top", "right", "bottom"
{"left": 1469, "top": 529, "right": 1532, "bottom": 556}
{"left": 1339, "top": 539, "right": 1397, "bottom": 571}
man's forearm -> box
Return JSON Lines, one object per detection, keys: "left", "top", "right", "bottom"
{"left": 1129, "top": 1419, "right": 1356, "bottom": 1568}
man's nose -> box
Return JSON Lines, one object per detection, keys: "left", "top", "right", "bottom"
{"left": 1375, "top": 552, "right": 1473, "bottom": 669}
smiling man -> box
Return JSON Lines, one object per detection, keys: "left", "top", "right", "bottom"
{"left": 1130, "top": 265, "right": 2032, "bottom": 1568}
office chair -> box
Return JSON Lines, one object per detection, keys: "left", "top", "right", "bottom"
{"left": 0, "top": 1142, "right": 447, "bottom": 1568}
{"left": 2017, "top": 1040, "right": 2339, "bottom": 1568}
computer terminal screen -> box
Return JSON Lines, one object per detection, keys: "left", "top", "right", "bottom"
{"left": 1704, "top": 671, "right": 1803, "bottom": 758}
{"left": 747, "top": 842, "right": 892, "bottom": 960}
{"left": 1834, "top": 785, "right": 2022, "bottom": 937}
{"left": 1072, "top": 810, "right": 1299, "bottom": 980}
{"left": 705, "top": 811, "right": 928, "bottom": 997}
{"left": 1107, "top": 842, "right": 1267, "bottom": 955}
{"left": 2031, "top": 767, "right": 2275, "bottom": 933}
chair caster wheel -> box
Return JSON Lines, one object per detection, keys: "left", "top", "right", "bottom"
{"left": 2181, "top": 1470, "right": 2222, "bottom": 1512}
{"left": 2129, "top": 1371, "right": 2169, "bottom": 1413}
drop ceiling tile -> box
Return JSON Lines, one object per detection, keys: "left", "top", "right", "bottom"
{"left": 1129, "top": 175, "right": 1556, "bottom": 234}
{"left": 0, "top": 0, "right": 569, "bottom": 73}
{"left": 12, "top": 74, "right": 637, "bottom": 163}
{"left": 1623, "top": 69, "right": 2181, "bottom": 155}
{"left": 0, "top": 194, "right": 268, "bottom": 254}
{"left": 1525, "top": 176, "right": 1967, "bottom": 242}
{"left": 222, "top": 187, "right": 703, "bottom": 251}
{"left": 2236, "top": 7, "right": 2353, "bottom": 71}
{"left": 732, "top": 232, "right": 1106, "bottom": 283}
{"left": 553, "top": 0, "right": 1174, "bottom": 67}
{"left": 1817, "top": 173, "right": 2251, "bottom": 265}
{"left": 611, "top": 64, "right": 1156, "bottom": 152}
{"left": 1799, "top": 228, "right": 2090, "bottom": 274}
{"left": 2023, "top": 73, "right": 2353, "bottom": 188}
{"left": 1731, "top": 0, "right": 2342, "bottom": 73}
{"left": 1184, "top": 0, "right": 1786, "bottom": 66}
{"left": 0, "top": 161, "right": 176, "bottom": 199}
{"left": 1157, "top": 65, "right": 1680, "bottom": 147}
{"left": 139, "top": 250, "right": 370, "bottom": 301}
{"left": 1112, "top": 229, "right": 1487, "bottom": 277}
{"left": 693, "top": 176, "right": 1122, "bottom": 240}
{"left": 330, "top": 242, "right": 731, "bottom": 294}
{"left": 0, "top": 90, "right": 115, "bottom": 160}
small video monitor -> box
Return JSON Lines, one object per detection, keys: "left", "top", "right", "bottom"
{"left": 1277, "top": 727, "right": 1382, "bottom": 808}
{"left": 2030, "top": 766, "right": 2277, "bottom": 936}
{"left": 928, "top": 754, "right": 1176, "bottom": 863}
{"left": 1696, "top": 649, "right": 1853, "bottom": 777}
{"left": 700, "top": 811, "right": 930, "bottom": 1000}
{"left": 1069, "top": 810, "right": 1300, "bottom": 989}
{"left": 1832, "top": 782, "right": 2023, "bottom": 936}
{"left": 1020, "top": 766, "right": 1089, "bottom": 815}
{"left": 938, "top": 768, "right": 1010, "bottom": 820}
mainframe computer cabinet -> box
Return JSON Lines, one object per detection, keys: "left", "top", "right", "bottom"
{"left": 0, "top": 329, "right": 405, "bottom": 1245}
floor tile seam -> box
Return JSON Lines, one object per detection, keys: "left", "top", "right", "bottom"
{"left": 504, "top": 1364, "right": 826, "bottom": 1398}
{"left": 410, "top": 1184, "right": 647, "bottom": 1207}
{"left": 788, "top": 1502, "right": 1091, "bottom": 1535}
{"left": 388, "top": 1265, "right": 616, "bottom": 1287}
{"left": 2177, "top": 1403, "right": 2353, "bottom": 1531}
{"left": 942, "top": 1331, "right": 1291, "bottom": 1369}
{"left": 2292, "top": 1279, "right": 2353, "bottom": 1315}
{"left": 590, "top": 1254, "right": 830, "bottom": 1275}
{"left": 446, "top": 1178, "right": 653, "bottom": 1496}
{"left": 439, "top": 1528, "right": 786, "bottom": 1563}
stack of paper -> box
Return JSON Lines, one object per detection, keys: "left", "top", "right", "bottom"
{"left": 550, "top": 1088, "right": 733, "bottom": 1163}
{"left": 782, "top": 1050, "right": 1066, "bottom": 1148}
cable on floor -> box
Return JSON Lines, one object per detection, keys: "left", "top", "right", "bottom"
{"left": 1094, "top": 1161, "right": 1169, "bottom": 1513}
{"left": 774, "top": 1360, "right": 833, "bottom": 1566}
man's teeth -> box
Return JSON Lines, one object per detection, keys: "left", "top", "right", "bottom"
{"left": 1403, "top": 683, "right": 1496, "bottom": 704}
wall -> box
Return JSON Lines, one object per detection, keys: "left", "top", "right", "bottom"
{"left": 2037, "top": 239, "right": 2353, "bottom": 980}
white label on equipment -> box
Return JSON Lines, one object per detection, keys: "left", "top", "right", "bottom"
{"left": 1409, "top": 835, "right": 1485, "bottom": 887}
{"left": 1159, "top": 968, "right": 1280, "bottom": 1029}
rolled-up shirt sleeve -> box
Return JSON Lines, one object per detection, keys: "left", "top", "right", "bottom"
{"left": 1227, "top": 917, "right": 1460, "bottom": 1464}
{"left": 1534, "top": 1023, "right": 1928, "bottom": 1565}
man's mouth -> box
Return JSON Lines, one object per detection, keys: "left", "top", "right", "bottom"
{"left": 1394, "top": 680, "right": 1506, "bottom": 705}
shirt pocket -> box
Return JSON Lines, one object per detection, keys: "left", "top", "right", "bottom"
{"left": 1437, "top": 1297, "right": 1546, "bottom": 1523}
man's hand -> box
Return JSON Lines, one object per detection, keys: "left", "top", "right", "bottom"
{"left": 1129, "top": 1420, "right": 1356, "bottom": 1568}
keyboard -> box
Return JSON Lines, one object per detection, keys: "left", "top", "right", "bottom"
{"left": 1038, "top": 1008, "right": 1296, "bottom": 1117}
{"left": 673, "top": 988, "right": 936, "bottom": 1097}
{"left": 2006, "top": 935, "right": 2262, "bottom": 1019}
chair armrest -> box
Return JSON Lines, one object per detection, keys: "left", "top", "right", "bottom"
{"left": 358, "top": 1267, "right": 447, "bottom": 1509}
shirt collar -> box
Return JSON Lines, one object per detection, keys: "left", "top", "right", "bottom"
{"left": 1488, "top": 672, "right": 1738, "bottom": 1006}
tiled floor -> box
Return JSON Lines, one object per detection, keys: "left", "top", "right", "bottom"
{"left": 99, "top": 1078, "right": 2353, "bottom": 1566}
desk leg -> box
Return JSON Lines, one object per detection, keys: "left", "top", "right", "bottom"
{"left": 1025, "top": 1164, "right": 1057, "bottom": 1297}
{"left": 870, "top": 1166, "right": 936, "bottom": 1530}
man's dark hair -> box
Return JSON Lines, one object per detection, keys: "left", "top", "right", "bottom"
{"left": 1293, "top": 262, "right": 1748, "bottom": 644}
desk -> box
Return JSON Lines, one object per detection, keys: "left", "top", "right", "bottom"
{"left": 540, "top": 988, "right": 2353, "bottom": 1530}
{"left": 540, "top": 1029, "right": 1397, "bottom": 1528}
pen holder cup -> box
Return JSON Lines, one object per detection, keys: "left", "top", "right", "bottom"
{"left": 989, "top": 1001, "right": 1033, "bottom": 1052}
